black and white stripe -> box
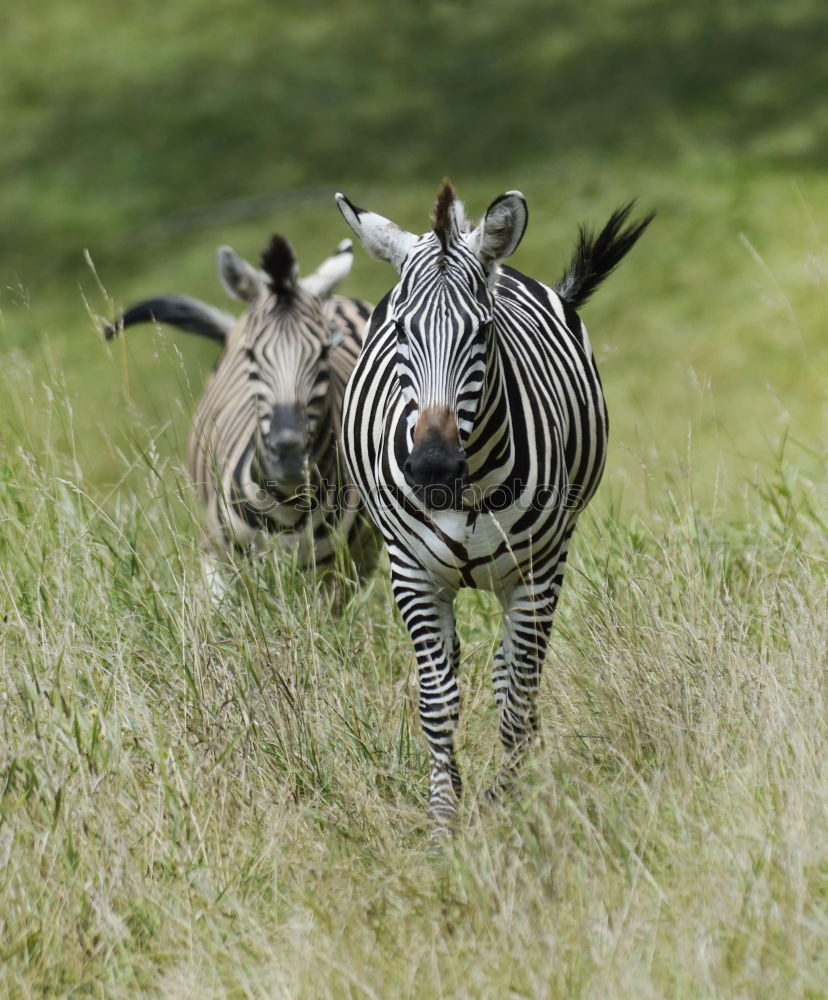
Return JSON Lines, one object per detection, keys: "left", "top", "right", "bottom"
{"left": 106, "top": 235, "right": 379, "bottom": 589}
{"left": 337, "top": 183, "right": 652, "bottom": 830}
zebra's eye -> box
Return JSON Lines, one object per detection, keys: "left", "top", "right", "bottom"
{"left": 394, "top": 319, "right": 408, "bottom": 342}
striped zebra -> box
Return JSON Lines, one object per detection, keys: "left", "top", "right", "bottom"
{"left": 106, "top": 235, "right": 379, "bottom": 590}
{"left": 336, "top": 182, "right": 652, "bottom": 830}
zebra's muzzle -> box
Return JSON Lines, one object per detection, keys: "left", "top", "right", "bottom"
{"left": 264, "top": 404, "right": 308, "bottom": 487}
{"left": 265, "top": 445, "right": 307, "bottom": 488}
{"left": 403, "top": 438, "right": 468, "bottom": 510}
{"left": 404, "top": 406, "right": 467, "bottom": 509}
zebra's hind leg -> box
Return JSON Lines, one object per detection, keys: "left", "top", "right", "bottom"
{"left": 392, "top": 569, "right": 462, "bottom": 836}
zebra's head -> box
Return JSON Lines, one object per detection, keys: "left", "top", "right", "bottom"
{"left": 218, "top": 235, "right": 354, "bottom": 491}
{"left": 336, "top": 181, "right": 527, "bottom": 509}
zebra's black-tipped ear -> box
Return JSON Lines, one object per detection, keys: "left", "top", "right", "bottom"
{"left": 301, "top": 238, "right": 354, "bottom": 300}
{"left": 260, "top": 235, "right": 299, "bottom": 296}
{"left": 470, "top": 191, "right": 528, "bottom": 274}
{"left": 335, "top": 193, "right": 417, "bottom": 273}
{"left": 217, "top": 246, "right": 265, "bottom": 303}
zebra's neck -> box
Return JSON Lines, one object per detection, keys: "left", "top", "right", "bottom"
{"left": 463, "top": 327, "right": 513, "bottom": 483}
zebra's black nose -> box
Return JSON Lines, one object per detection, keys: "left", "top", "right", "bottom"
{"left": 266, "top": 428, "right": 306, "bottom": 485}
{"left": 403, "top": 443, "right": 467, "bottom": 509}
{"left": 271, "top": 433, "right": 304, "bottom": 459}
{"left": 403, "top": 450, "right": 467, "bottom": 486}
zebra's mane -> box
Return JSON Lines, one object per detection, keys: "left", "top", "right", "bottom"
{"left": 261, "top": 235, "right": 298, "bottom": 296}
{"left": 431, "top": 179, "right": 470, "bottom": 254}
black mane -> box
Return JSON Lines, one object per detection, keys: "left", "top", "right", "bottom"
{"left": 260, "top": 235, "right": 297, "bottom": 296}
{"left": 432, "top": 178, "right": 457, "bottom": 253}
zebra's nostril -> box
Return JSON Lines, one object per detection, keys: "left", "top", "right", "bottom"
{"left": 274, "top": 440, "right": 303, "bottom": 457}
{"left": 404, "top": 445, "right": 467, "bottom": 490}
{"left": 271, "top": 431, "right": 304, "bottom": 457}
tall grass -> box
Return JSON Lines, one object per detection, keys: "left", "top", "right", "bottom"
{"left": 1, "top": 364, "right": 825, "bottom": 998}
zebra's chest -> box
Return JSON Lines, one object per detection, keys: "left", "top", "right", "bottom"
{"left": 413, "top": 506, "right": 533, "bottom": 592}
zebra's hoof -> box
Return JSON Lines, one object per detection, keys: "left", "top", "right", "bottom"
{"left": 426, "top": 824, "right": 453, "bottom": 853}
{"left": 479, "top": 783, "right": 506, "bottom": 811}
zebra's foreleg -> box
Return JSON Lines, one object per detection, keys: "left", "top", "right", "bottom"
{"left": 487, "top": 547, "right": 572, "bottom": 802}
{"left": 392, "top": 570, "right": 462, "bottom": 832}
{"left": 200, "top": 551, "right": 231, "bottom": 605}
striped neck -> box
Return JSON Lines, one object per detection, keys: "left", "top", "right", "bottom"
{"left": 462, "top": 319, "right": 513, "bottom": 483}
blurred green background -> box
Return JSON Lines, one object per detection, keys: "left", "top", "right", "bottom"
{"left": 1, "top": 0, "right": 826, "bottom": 509}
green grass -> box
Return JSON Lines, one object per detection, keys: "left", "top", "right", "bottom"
{"left": 0, "top": 371, "right": 826, "bottom": 997}
{"left": 2, "top": 0, "right": 828, "bottom": 995}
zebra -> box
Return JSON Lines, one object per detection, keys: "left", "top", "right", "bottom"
{"left": 105, "top": 234, "right": 379, "bottom": 591}
{"left": 336, "top": 181, "right": 652, "bottom": 831}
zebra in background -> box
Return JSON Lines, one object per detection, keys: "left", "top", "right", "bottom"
{"left": 105, "top": 235, "right": 379, "bottom": 591}
{"left": 336, "top": 182, "right": 652, "bottom": 832}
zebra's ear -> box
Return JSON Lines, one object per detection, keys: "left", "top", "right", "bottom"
{"left": 469, "top": 191, "right": 528, "bottom": 273}
{"left": 300, "top": 239, "right": 354, "bottom": 300}
{"left": 217, "top": 246, "right": 265, "bottom": 303}
{"left": 335, "top": 193, "right": 417, "bottom": 273}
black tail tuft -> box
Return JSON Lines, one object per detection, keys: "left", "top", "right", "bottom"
{"left": 554, "top": 202, "right": 654, "bottom": 309}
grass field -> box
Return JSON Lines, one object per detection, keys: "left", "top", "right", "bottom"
{"left": 1, "top": 377, "right": 825, "bottom": 997}
{"left": 1, "top": 0, "right": 827, "bottom": 996}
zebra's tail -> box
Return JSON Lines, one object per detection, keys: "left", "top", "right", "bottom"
{"left": 103, "top": 295, "right": 236, "bottom": 345}
{"left": 554, "top": 202, "right": 655, "bottom": 309}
